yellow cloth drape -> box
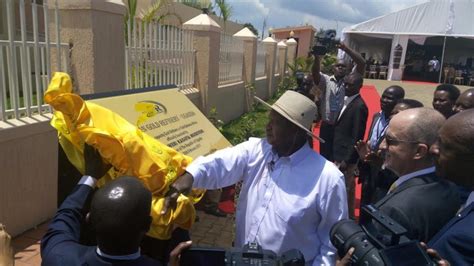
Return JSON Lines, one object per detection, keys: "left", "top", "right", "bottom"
{"left": 45, "top": 72, "right": 204, "bottom": 240}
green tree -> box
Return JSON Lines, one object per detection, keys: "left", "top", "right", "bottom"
{"left": 181, "top": 0, "right": 214, "bottom": 13}
{"left": 140, "top": 0, "right": 182, "bottom": 24}
{"left": 243, "top": 22, "right": 258, "bottom": 37}
{"left": 215, "top": 0, "right": 232, "bottom": 30}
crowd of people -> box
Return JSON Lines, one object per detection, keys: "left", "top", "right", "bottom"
{"left": 15, "top": 42, "right": 472, "bottom": 265}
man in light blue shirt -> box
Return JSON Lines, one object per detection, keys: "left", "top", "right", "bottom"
{"left": 164, "top": 91, "right": 348, "bottom": 265}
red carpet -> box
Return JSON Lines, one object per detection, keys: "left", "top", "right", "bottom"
{"left": 218, "top": 85, "right": 382, "bottom": 215}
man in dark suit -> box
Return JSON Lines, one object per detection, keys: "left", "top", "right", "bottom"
{"left": 371, "top": 108, "right": 461, "bottom": 243}
{"left": 41, "top": 144, "right": 190, "bottom": 266}
{"left": 357, "top": 86, "right": 405, "bottom": 205}
{"left": 428, "top": 109, "right": 474, "bottom": 265}
{"left": 333, "top": 72, "right": 368, "bottom": 218}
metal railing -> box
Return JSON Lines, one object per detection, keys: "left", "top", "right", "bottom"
{"left": 0, "top": 0, "right": 68, "bottom": 122}
{"left": 125, "top": 19, "right": 195, "bottom": 90}
{"left": 219, "top": 32, "right": 243, "bottom": 85}
{"left": 255, "top": 41, "right": 266, "bottom": 78}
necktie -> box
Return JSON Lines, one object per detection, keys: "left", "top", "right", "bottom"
{"left": 387, "top": 182, "right": 397, "bottom": 194}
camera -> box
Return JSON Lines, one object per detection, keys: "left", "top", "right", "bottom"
{"left": 311, "top": 29, "right": 337, "bottom": 56}
{"left": 330, "top": 205, "right": 436, "bottom": 266}
{"left": 180, "top": 242, "right": 305, "bottom": 266}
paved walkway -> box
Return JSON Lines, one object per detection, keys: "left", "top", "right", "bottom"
{"left": 12, "top": 210, "right": 234, "bottom": 265}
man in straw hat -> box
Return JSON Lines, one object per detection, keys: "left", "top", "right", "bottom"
{"left": 163, "top": 91, "right": 348, "bottom": 265}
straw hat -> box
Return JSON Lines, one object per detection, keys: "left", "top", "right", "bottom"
{"left": 254, "top": 90, "right": 325, "bottom": 143}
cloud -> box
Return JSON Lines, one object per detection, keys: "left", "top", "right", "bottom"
{"left": 226, "top": 0, "right": 428, "bottom": 37}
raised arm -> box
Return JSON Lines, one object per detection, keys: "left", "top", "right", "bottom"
{"left": 41, "top": 144, "right": 111, "bottom": 259}
{"left": 338, "top": 42, "right": 366, "bottom": 75}
{"left": 311, "top": 55, "right": 322, "bottom": 85}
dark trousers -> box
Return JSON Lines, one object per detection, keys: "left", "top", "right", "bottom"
{"left": 319, "top": 121, "right": 335, "bottom": 161}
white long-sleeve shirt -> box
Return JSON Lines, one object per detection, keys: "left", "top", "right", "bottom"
{"left": 186, "top": 138, "right": 348, "bottom": 265}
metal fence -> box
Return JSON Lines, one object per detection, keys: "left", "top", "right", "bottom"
{"left": 0, "top": 0, "right": 68, "bottom": 121}
{"left": 219, "top": 33, "right": 243, "bottom": 85}
{"left": 125, "top": 19, "right": 195, "bottom": 90}
{"left": 255, "top": 41, "right": 266, "bottom": 78}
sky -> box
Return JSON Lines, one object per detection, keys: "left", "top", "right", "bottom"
{"left": 224, "top": 0, "right": 430, "bottom": 37}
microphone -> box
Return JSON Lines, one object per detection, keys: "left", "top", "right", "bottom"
{"left": 268, "top": 160, "right": 275, "bottom": 172}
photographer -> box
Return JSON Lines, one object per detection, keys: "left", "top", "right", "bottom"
{"left": 311, "top": 42, "right": 365, "bottom": 162}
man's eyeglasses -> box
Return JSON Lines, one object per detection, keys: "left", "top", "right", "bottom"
{"left": 384, "top": 135, "right": 420, "bottom": 146}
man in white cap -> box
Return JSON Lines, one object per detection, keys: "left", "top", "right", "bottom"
{"left": 163, "top": 91, "right": 348, "bottom": 265}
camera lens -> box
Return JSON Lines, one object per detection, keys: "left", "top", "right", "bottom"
{"left": 330, "top": 220, "right": 385, "bottom": 266}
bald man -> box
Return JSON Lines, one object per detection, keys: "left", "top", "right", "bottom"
{"left": 453, "top": 88, "right": 474, "bottom": 114}
{"left": 428, "top": 109, "right": 474, "bottom": 265}
{"left": 370, "top": 108, "right": 461, "bottom": 243}
{"left": 41, "top": 145, "right": 190, "bottom": 266}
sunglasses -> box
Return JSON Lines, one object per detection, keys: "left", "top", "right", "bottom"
{"left": 384, "top": 135, "right": 420, "bottom": 146}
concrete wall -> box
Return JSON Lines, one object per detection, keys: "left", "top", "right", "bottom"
{"left": 0, "top": 117, "right": 58, "bottom": 237}
{"left": 212, "top": 81, "right": 246, "bottom": 123}
{"left": 51, "top": 0, "right": 126, "bottom": 94}
{"left": 272, "top": 26, "right": 316, "bottom": 58}
{"left": 255, "top": 76, "right": 268, "bottom": 99}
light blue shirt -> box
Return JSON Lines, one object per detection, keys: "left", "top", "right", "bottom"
{"left": 187, "top": 138, "right": 348, "bottom": 265}
{"left": 319, "top": 74, "right": 345, "bottom": 124}
{"left": 369, "top": 111, "right": 389, "bottom": 150}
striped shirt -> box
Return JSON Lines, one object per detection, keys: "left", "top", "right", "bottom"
{"left": 318, "top": 73, "right": 345, "bottom": 124}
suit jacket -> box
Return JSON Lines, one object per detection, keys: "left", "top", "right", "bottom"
{"left": 373, "top": 172, "right": 461, "bottom": 243}
{"left": 41, "top": 184, "right": 161, "bottom": 266}
{"left": 428, "top": 201, "right": 474, "bottom": 265}
{"left": 333, "top": 95, "right": 368, "bottom": 164}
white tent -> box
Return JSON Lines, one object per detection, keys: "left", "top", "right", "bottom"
{"left": 340, "top": 0, "right": 474, "bottom": 81}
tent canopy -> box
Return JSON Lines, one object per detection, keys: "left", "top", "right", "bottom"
{"left": 343, "top": 0, "right": 474, "bottom": 37}
{"left": 340, "top": 0, "right": 474, "bottom": 81}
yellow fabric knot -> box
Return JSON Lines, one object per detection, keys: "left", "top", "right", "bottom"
{"left": 45, "top": 72, "right": 204, "bottom": 240}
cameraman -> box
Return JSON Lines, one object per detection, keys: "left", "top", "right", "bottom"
{"left": 311, "top": 42, "right": 366, "bottom": 162}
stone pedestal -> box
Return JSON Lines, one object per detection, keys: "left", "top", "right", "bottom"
{"left": 277, "top": 41, "right": 288, "bottom": 77}
{"left": 286, "top": 38, "right": 297, "bottom": 74}
{"left": 263, "top": 37, "right": 277, "bottom": 97}
{"left": 183, "top": 14, "right": 221, "bottom": 115}
{"left": 234, "top": 27, "right": 257, "bottom": 111}
{"left": 50, "top": 0, "right": 126, "bottom": 94}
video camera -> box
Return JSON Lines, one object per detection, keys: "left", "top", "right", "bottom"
{"left": 311, "top": 29, "right": 336, "bottom": 56}
{"left": 330, "top": 205, "right": 436, "bottom": 266}
{"left": 180, "top": 242, "right": 305, "bottom": 266}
